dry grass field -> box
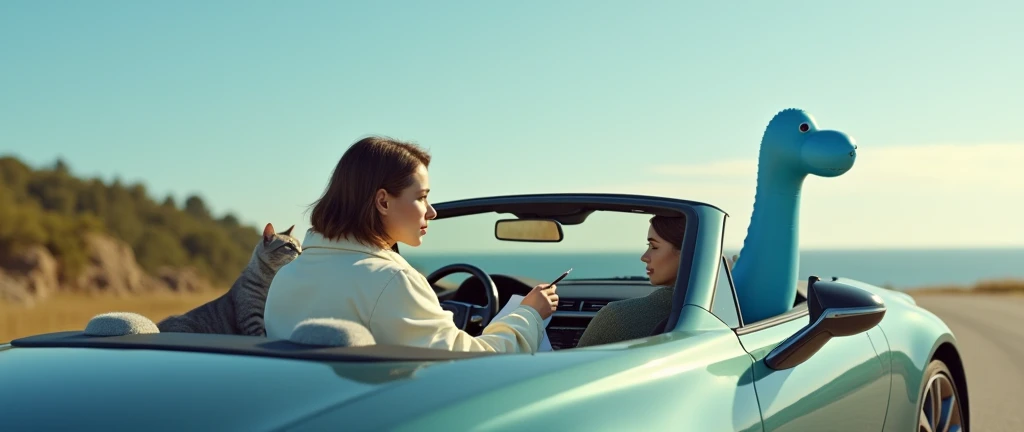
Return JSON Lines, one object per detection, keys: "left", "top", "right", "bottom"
{"left": 1, "top": 289, "right": 225, "bottom": 343}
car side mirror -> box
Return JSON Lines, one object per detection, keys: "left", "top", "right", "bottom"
{"left": 765, "top": 276, "right": 886, "bottom": 370}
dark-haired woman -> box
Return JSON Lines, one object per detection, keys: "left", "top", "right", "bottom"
{"left": 264, "top": 136, "right": 558, "bottom": 353}
{"left": 575, "top": 215, "right": 685, "bottom": 347}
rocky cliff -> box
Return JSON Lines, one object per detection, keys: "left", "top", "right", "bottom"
{"left": 0, "top": 233, "right": 213, "bottom": 307}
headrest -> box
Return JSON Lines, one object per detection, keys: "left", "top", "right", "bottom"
{"left": 84, "top": 312, "right": 160, "bottom": 336}
{"left": 289, "top": 318, "right": 376, "bottom": 347}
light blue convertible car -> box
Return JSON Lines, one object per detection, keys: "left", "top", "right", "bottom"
{"left": 0, "top": 192, "right": 967, "bottom": 431}
{"left": 0, "top": 109, "right": 968, "bottom": 431}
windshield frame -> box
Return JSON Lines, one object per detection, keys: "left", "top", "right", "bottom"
{"left": 426, "top": 193, "right": 726, "bottom": 331}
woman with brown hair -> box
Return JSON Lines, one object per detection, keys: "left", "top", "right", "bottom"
{"left": 263, "top": 136, "right": 559, "bottom": 353}
{"left": 575, "top": 215, "right": 686, "bottom": 347}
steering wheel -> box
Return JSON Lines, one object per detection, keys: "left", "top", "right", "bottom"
{"left": 426, "top": 263, "right": 500, "bottom": 334}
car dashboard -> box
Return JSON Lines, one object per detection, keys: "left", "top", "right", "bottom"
{"left": 544, "top": 280, "right": 660, "bottom": 349}
{"left": 438, "top": 275, "right": 660, "bottom": 350}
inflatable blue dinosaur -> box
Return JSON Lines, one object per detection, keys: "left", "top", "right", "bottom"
{"left": 731, "top": 108, "right": 857, "bottom": 324}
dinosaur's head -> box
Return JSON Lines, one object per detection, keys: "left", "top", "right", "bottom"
{"left": 761, "top": 108, "right": 857, "bottom": 178}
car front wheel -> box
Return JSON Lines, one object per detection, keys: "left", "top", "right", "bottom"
{"left": 919, "top": 359, "right": 965, "bottom": 432}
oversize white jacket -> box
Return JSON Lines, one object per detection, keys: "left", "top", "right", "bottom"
{"left": 264, "top": 230, "right": 545, "bottom": 352}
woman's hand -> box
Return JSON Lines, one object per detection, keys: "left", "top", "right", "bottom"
{"left": 522, "top": 283, "right": 559, "bottom": 320}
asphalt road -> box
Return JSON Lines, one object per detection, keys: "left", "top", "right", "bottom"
{"left": 913, "top": 294, "right": 1024, "bottom": 432}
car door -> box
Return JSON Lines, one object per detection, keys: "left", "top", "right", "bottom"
{"left": 736, "top": 306, "right": 891, "bottom": 431}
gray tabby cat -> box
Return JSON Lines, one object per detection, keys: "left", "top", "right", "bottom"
{"left": 157, "top": 223, "right": 302, "bottom": 336}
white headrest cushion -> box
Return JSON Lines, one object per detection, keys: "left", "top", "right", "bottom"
{"left": 289, "top": 318, "right": 376, "bottom": 347}
{"left": 85, "top": 312, "right": 160, "bottom": 336}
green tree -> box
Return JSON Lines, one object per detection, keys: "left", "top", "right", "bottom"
{"left": 53, "top": 158, "right": 70, "bottom": 175}
{"left": 135, "top": 227, "right": 189, "bottom": 271}
{"left": 0, "top": 157, "right": 32, "bottom": 198}
{"left": 184, "top": 195, "right": 211, "bottom": 220}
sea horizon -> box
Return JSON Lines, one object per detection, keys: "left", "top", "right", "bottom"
{"left": 402, "top": 248, "right": 1024, "bottom": 291}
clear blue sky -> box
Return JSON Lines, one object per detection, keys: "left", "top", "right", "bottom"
{"left": 2, "top": 1, "right": 1022, "bottom": 251}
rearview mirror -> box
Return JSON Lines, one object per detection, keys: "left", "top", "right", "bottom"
{"left": 765, "top": 276, "right": 886, "bottom": 370}
{"left": 494, "top": 219, "right": 563, "bottom": 242}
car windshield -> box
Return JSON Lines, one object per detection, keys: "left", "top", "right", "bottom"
{"left": 402, "top": 209, "right": 656, "bottom": 283}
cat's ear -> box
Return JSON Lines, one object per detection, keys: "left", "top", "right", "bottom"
{"left": 282, "top": 224, "right": 295, "bottom": 236}
{"left": 263, "top": 223, "right": 275, "bottom": 244}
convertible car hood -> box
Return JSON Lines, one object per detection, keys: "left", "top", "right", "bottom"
{"left": 0, "top": 344, "right": 425, "bottom": 431}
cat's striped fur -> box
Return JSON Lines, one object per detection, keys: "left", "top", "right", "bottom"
{"left": 157, "top": 223, "right": 302, "bottom": 336}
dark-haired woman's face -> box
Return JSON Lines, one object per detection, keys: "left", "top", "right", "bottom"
{"left": 641, "top": 224, "right": 681, "bottom": 287}
{"left": 379, "top": 164, "right": 437, "bottom": 248}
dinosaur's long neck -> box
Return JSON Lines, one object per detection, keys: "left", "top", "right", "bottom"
{"left": 731, "top": 155, "right": 806, "bottom": 324}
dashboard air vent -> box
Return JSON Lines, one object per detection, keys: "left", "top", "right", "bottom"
{"left": 557, "top": 299, "right": 579, "bottom": 311}
{"left": 580, "top": 300, "right": 610, "bottom": 312}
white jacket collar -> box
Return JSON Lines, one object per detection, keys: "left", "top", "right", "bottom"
{"left": 300, "top": 229, "right": 413, "bottom": 268}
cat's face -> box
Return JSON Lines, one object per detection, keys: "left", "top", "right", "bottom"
{"left": 256, "top": 223, "right": 302, "bottom": 270}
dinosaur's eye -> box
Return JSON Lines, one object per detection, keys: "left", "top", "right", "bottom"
{"left": 798, "top": 123, "right": 810, "bottom": 133}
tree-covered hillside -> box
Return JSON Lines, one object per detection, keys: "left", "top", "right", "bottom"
{"left": 0, "top": 156, "right": 261, "bottom": 285}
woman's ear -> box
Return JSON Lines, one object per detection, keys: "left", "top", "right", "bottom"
{"left": 374, "top": 189, "right": 390, "bottom": 215}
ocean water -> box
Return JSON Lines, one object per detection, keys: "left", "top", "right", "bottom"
{"left": 403, "top": 249, "right": 1024, "bottom": 291}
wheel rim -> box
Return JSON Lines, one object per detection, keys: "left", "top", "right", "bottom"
{"left": 919, "top": 372, "right": 963, "bottom": 432}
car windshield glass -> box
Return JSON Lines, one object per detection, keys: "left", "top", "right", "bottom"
{"left": 402, "top": 209, "right": 660, "bottom": 283}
